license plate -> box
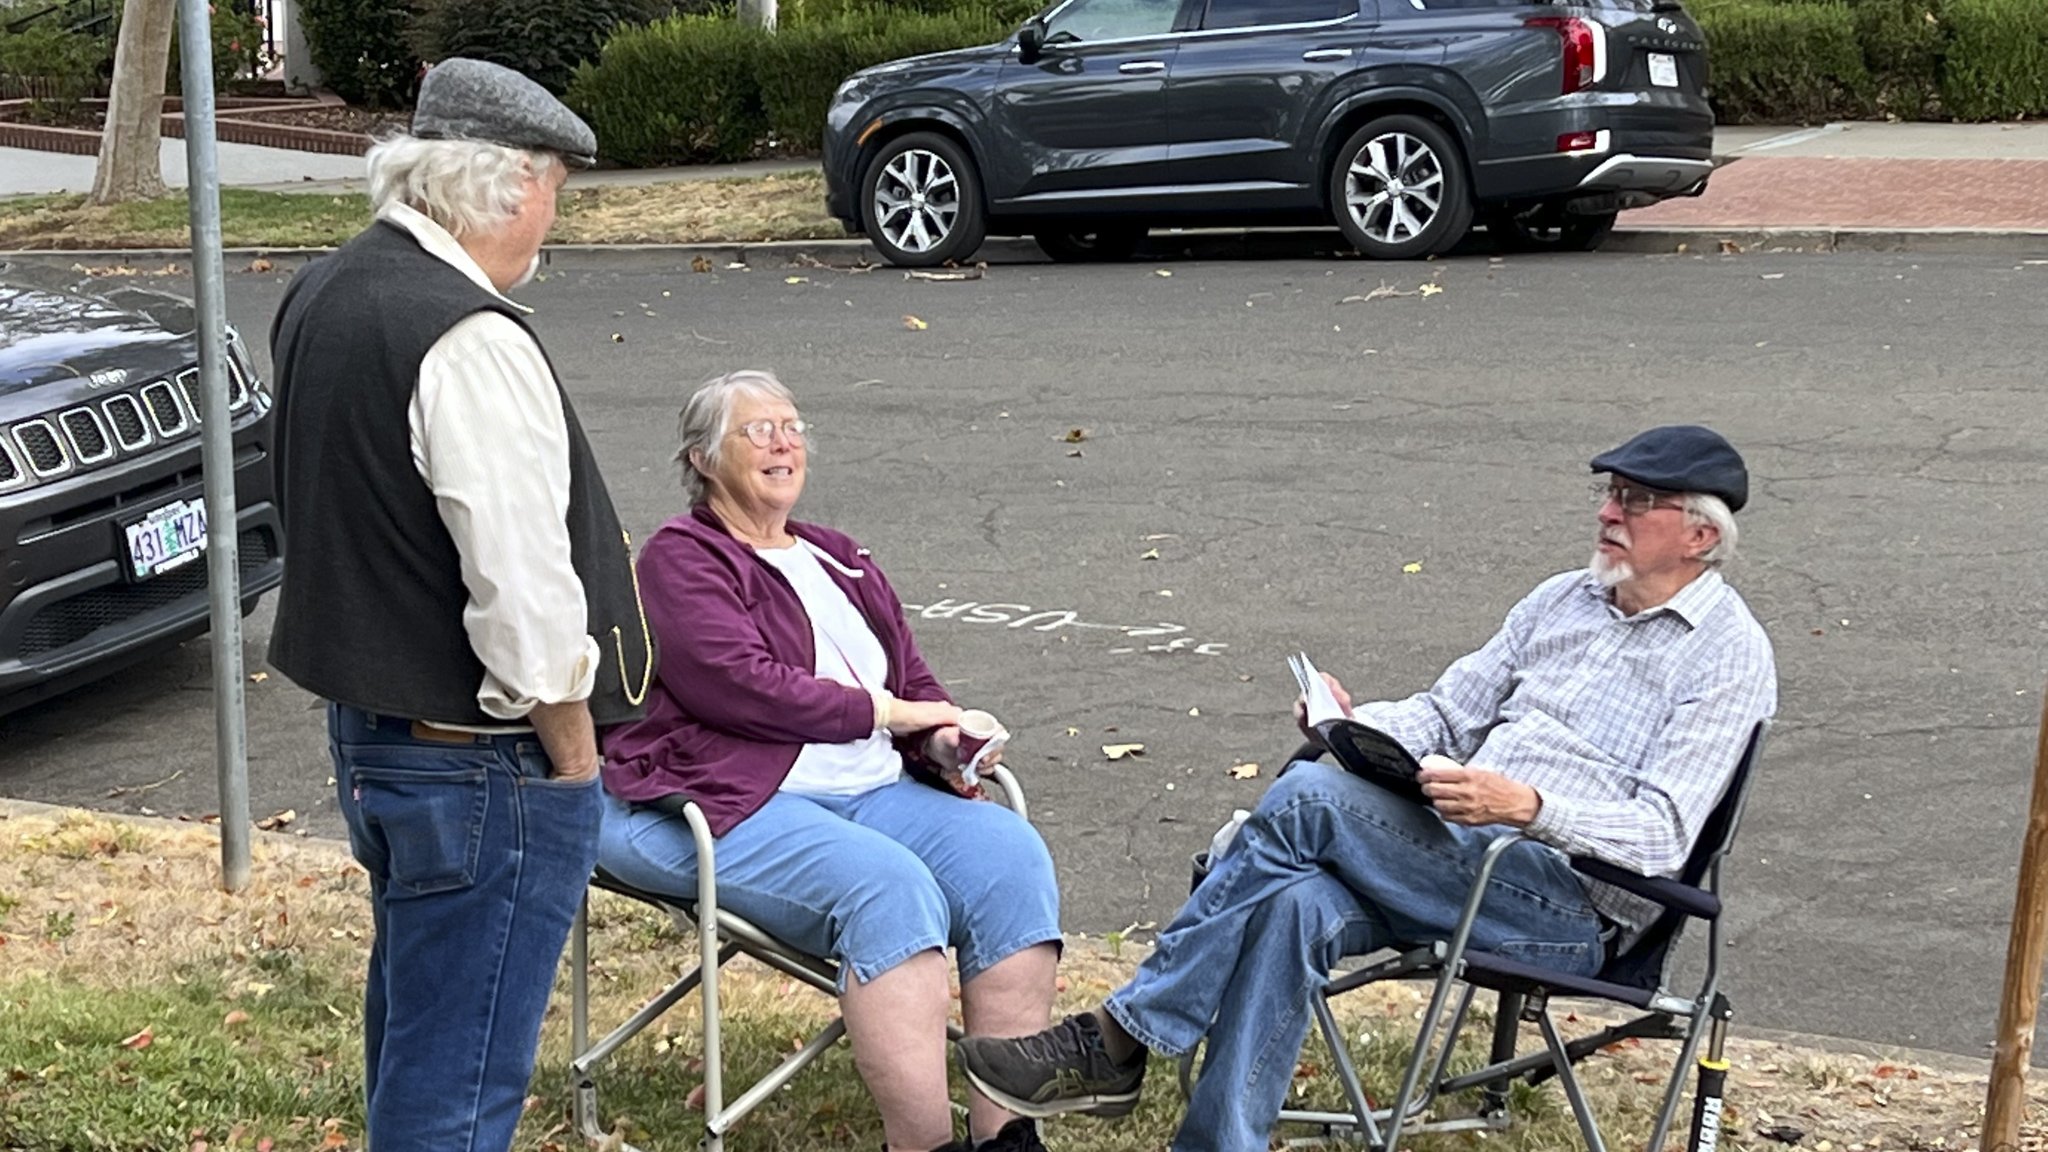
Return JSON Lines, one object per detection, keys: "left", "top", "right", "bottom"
{"left": 1648, "top": 53, "right": 1679, "bottom": 87}
{"left": 125, "top": 497, "right": 208, "bottom": 580}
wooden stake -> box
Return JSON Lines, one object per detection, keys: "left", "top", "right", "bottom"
{"left": 1984, "top": 683, "right": 2048, "bottom": 1151}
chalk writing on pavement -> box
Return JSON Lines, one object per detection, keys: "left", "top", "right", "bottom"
{"left": 901, "top": 597, "right": 1228, "bottom": 655}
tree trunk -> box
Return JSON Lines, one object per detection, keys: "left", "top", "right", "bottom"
{"left": 90, "top": 0, "right": 178, "bottom": 205}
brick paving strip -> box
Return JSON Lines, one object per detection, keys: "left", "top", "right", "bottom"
{"left": 0, "top": 95, "right": 370, "bottom": 158}
{"left": 1631, "top": 156, "right": 2048, "bottom": 231}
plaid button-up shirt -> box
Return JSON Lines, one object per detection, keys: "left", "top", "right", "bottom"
{"left": 1355, "top": 568, "right": 1777, "bottom": 931}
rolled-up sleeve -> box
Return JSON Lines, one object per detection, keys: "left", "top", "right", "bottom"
{"left": 411, "top": 312, "right": 599, "bottom": 719}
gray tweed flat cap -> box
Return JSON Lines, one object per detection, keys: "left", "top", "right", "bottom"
{"left": 413, "top": 58, "right": 598, "bottom": 168}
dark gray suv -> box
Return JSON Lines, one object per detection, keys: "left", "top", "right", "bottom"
{"left": 823, "top": 0, "right": 1712, "bottom": 266}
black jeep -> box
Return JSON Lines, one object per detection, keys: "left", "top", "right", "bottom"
{"left": 0, "top": 264, "right": 284, "bottom": 716}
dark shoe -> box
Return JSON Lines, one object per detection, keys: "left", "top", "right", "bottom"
{"left": 974, "top": 1117, "right": 1046, "bottom": 1152}
{"left": 956, "top": 1013, "right": 1147, "bottom": 1119}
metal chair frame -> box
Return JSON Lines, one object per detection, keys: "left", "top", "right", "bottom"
{"left": 1179, "top": 721, "right": 1769, "bottom": 1152}
{"left": 569, "top": 766, "right": 1030, "bottom": 1152}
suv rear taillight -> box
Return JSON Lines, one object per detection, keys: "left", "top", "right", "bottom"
{"left": 1527, "top": 16, "right": 1606, "bottom": 94}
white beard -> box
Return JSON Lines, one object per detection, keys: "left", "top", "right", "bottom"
{"left": 1590, "top": 548, "right": 1634, "bottom": 588}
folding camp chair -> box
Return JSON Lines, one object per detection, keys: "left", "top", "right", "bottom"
{"left": 1180, "top": 720, "right": 1769, "bottom": 1152}
{"left": 568, "top": 765, "right": 1031, "bottom": 1152}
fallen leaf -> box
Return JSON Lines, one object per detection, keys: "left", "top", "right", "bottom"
{"left": 1719, "top": 239, "right": 1745, "bottom": 255}
{"left": 1758, "top": 1124, "right": 1806, "bottom": 1145}
{"left": 1140, "top": 548, "right": 1160, "bottom": 560}
{"left": 1157, "top": 589, "right": 1174, "bottom": 597}
{"left": 1402, "top": 562, "right": 1423, "bottom": 574}
{"left": 1062, "top": 427, "right": 1089, "bottom": 442}
{"left": 905, "top": 266, "right": 984, "bottom": 281}
{"left": 1102, "top": 743, "right": 1147, "bottom": 761}
{"left": 1340, "top": 282, "right": 1414, "bottom": 304}
{"left": 724, "top": 261, "right": 747, "bottom": 270}
{"left": 119, "top": 1026, "right": 153, "bottom": 1050}
{"left": 686, "top": 1082, "right": 708, "bottom": 1111}
{"left": 1064, "top": 726, "right": 1080, "bottom": 737}
{"left": 320, "top": 1132, "right": 348, "bottom": 1150}
{"left": 1067, "top": 448, "right": 1084, "bottom": 457}
{"left": 1229, "top": 762, "right": 1260, "bottom": 779}
{"left": 609, "top": 333, "right": 623, "bottom": 343}
{"left": 247, "top": 257, "right": 273, "bottom": 274}
{"left": 690, "top": 256, "right": 712, "bottom": 273}
{"left": 1154, "top": 269, "right": 1172, "bottom": 277}
{"left": 256, "top": 810, "right": 297, "bottom": 832}
{"left": 1760, "top": 272, "right": 1786, "bottom": 280}
{"left": 223, "top": 1010, "right": 251, "bottom": 1028}
{"left": 1418, "top": 283, "right": 1444, "bottom": 297}
{"left": 1187, "top": 707, "right": 1200, "bottom": 716}
{"left": 248, "top": 672, "right": 268, "bottom": 683}
{"left": 902, "top": 314, "right": 928, "bottom": 331}
{"left": 784, "top": 275, "right": 810, "bottom": 284}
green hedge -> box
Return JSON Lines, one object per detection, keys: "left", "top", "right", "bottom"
{"left": 1696, "top": 2, "right": 1869, "bottom": 123}
{"left": 1941, "top": 0, "right": 2048, "bottom": 120}
{"left": 409, "top": 0, "right": 675, "bottom": 96}
{"left": 567, "top": 7, "right": 1016, "bottom": 166}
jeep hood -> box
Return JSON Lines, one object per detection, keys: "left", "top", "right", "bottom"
{"left": 0, "top": 266, "right": 200, "bottom": 397}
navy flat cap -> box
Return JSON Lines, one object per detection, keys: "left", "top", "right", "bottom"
{"left": 1590, "top": 425, "right": 1748, "bottom": 512}
{"left": 413, "top": 58, "right": 598, "bottom": 168}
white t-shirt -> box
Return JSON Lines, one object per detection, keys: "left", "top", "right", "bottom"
{"left": 755, "top": 541, "right": 904, "bottom": 796}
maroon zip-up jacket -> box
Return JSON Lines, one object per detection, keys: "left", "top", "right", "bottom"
{"left": 600, "top": 504, "right": 952, "bottom": 836}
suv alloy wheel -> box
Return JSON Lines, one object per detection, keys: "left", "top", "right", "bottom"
{"left": 1328, "top": 114, "right": 1474, "bottom": 260}
{"left": 862, "top": 132, "right": 988, "bottom": 268}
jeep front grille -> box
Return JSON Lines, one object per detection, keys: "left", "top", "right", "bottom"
{"left": 0, "top": 438, "right": 23, "bottom": 492}
{"left": 18, "top": 527, "right": 276, "bottom": 658}
{"left": 12, "top": 419, "right": 70, "bottom": 478}
{"left": 103, "top": 394, "right": 152, "bottom": 451}
{"left": 60, "top": 407, "right": 114, "bottom": 465}
{"left": 142, "top": 380, "right": 190, "bottom": 437}
{"left": 177, "top": 367, "right": 248, "bottom": 422}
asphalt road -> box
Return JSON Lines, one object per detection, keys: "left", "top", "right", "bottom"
{"left": 3, "top": 246, "right": 2042, "bottom": 1065}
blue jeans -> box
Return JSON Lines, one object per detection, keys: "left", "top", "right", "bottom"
{"left": 597, "top": 776, "right": 1061, "bottom": 990}
{"left": 1106, "top": 761, "right": 1608, "bottom": 1152}
{"left": 330, "top": 704, "right": 601, "bottom": 1152}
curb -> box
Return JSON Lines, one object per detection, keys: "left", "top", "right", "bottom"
{"left": 5, "top": 227, "right": 2044, "bottom": 272}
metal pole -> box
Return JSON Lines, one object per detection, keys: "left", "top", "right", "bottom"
{"left": 176, "top": 0, "right": 251, "bottom": 893}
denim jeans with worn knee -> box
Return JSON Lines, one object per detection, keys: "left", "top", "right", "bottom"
{"left": 330, "top": 703, "right": 601, "bottom": 1152}
{"left": 1105, "top": 761, "right": 1608, "bottom": 1152}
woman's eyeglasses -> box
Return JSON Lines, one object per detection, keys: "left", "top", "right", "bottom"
{"left": 733, "top": 418, "right": 808, "bottom": 448}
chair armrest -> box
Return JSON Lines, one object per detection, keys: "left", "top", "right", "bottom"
{"left": 1569, "top": 856, "right": 1721, "bottom": 921}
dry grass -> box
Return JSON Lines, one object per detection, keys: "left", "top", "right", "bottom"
{"left": 0, "top": 802, "right": 2036, "bottom": 1152}
{"left": 0, "top": 175, "right": 843, "bottom": 251}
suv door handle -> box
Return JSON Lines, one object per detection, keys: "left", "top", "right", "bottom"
{"left": 1118, "top": 60, "right": 1167, "bottom": 73}
{"left": 1302, "top": 48, "right": 1353, "bottom": 61}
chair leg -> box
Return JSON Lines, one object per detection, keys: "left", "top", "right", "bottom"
{"left": 1536, "top": 1007, "right": 1607, "bottom": 1152}
{"left": 1647, "top": 991, "right": 1720, "bottom": 1152}
{"left": 1481, "top": 991, "right": 1523, "bottom": 1116}
{"left": 1379, "top": 968, "right": 1471, "bottom": 1152}
{"left": 1311, "top": 986, "right": 1384, "bottom": 1147}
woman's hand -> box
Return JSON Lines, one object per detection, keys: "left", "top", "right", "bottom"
{"left": 883, "top": 697, "right": 961, "bottom": 736}
{"left": 923, "top": 725, "right": 1003, "bottom": 798}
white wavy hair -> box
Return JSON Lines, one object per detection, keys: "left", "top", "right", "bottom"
{"left": 365, "top": 134, "right": 560, "bottom": 239}
{"left": 675, "top": 369, "right": 804, "bottom": 505}
{"left": 1683, "top": 492, "right": 1739, "bottom": 566}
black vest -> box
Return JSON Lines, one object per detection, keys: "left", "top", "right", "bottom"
{"left": 266, "top": 222, "right": 653, "bottom": 728}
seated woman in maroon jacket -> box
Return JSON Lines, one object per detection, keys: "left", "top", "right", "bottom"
{"left": 598, "top": 370, "right": 1061, "bottom": 1152}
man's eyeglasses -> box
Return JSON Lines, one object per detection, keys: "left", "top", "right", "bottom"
{"left": 1591, "top": 480, "right": 1684, "bottom": 517}
{"left": 733, "top": 418, "right": 808, "bottom": 448}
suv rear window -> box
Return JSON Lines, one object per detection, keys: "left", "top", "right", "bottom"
{"left": 1202, "top": 0, "right": 1356, "bottom": 29}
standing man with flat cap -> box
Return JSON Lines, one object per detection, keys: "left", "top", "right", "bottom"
{"left": 267, "top": 58, "right": 653, "bottom": 1152}
{"left": 957, "top": 425, "right": 1778, "bottom": 1152}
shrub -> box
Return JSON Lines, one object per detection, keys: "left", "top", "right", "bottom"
{"left": 1940, "top": 0, "right": 2048, "bottom": 120}
{"left": 0, "top": 24, "right": 104, "bottom": 114}
{"left": 409, "top": 0, "right": 673, "bottom": 95}
{"left": 298, "top": 0, "right": 419, "bottom": 108}
{"left": 1851, "top": 0, "right": 1948, "bottom": 119}
{"left": 168, "top": 1, "right": 271, "bottom": 93}
{"left": 570, "top": 8, "right": 1013, "bottom": 165}
{"left": 567, "top": 15, "right": 768, "bottom": 166}
{"left": 1697, "top": 1, "right": 1869, "bottom": 123}
{"left": 755, "top": 8, "right": 1011, "bottom": 150}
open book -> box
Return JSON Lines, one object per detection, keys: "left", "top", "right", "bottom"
{"left": 1288, "top": 652, "right": 1430, "bottom": 806}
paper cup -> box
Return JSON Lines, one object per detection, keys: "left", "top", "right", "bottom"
{"left": 956, "top": 708, "right": 1008, "bottom": 785}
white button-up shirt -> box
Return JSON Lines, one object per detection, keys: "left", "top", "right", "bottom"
{"left": 382, "top": 203, "right": 598, "bottom": 722}
{"left": 1356, "top": 568, "right": 1778, "bottom": 929}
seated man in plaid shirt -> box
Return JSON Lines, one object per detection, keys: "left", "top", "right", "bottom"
{"left": 957, "top": 425, "right": 1779, "bottom": 1152}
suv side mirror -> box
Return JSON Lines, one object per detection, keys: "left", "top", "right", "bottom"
{"left": 1018, "top": 22, "right": 1045, "bottom": 64}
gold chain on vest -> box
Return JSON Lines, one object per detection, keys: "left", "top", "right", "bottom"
{"left": 611, "top": 528, "right": 654, "bottom": 706}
